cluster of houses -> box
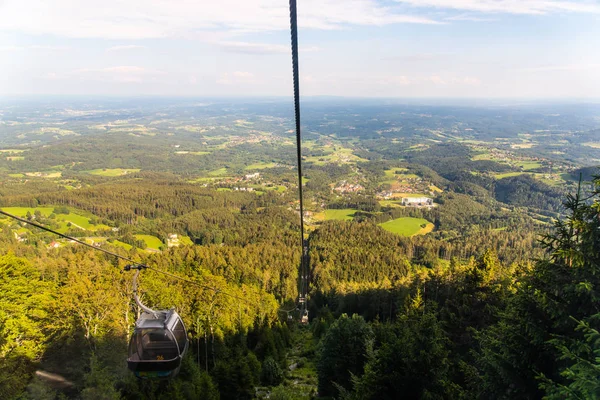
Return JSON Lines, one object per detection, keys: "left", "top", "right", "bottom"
{"left": 401, "top": 197, "right": 434, "bottom": 207}
{"left": 334, "top": 181, "right": 365, "bottom": 193}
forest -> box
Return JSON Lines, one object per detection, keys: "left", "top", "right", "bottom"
{"left": 1, "top": 99, "right": 600, "bottom": 399}
{"left": 1, "top": 176, "right": 599, "bottom": 399}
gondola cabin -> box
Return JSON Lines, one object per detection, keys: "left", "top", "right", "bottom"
{"left": 127, "top": 309, "right": 189, "bottom": 379}
{"left": 301, "top": 310, "right": 309, "bottom": 324}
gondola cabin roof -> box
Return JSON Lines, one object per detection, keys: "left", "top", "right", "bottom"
{"left": 135, "top": 309, "right": 181, "bottom": 330}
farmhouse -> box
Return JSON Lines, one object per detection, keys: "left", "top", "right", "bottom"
{"left": 402, "top": 197, "right": 433, "bottom": 206}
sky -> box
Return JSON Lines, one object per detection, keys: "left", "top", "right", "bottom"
{"left": 0, "top": 0, "right": 599, "bottom": 98}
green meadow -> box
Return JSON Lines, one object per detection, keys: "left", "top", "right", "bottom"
{"left": 324, "top": 209, "right": 358, "bottom": 221}
{"left": 378, "top": 217, "right": 434, "bottom": 236}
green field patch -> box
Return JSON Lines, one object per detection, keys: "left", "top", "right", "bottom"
{"left": 1, "top": 207, "right": 55, "bottom": 217}
{"left": 189, "top": 176, "right": 231, "bottom": 183}
{"left": 56, "top": 213, "right": 94, "bottom": 230}
{"left": 583, "top": 142, "right": 600, "bottom": 149}
{"left": 305, "top": 147, "right": 368, "bottom": 166}
{"left": 217, "top": 188, "right": 232, "bottom": 192}
{"left": 266, "top": 185, "right": 286, "bottom": 192}
{"left": 6, "top": 156, "right": 24, "bottom": 161}
{"left": 8, "top": 173, "right": 24, "bottom": 178}
{"left": 86, "top": 168, "right": 141, "bottom": 177}
{"left": 515, "top": 161, "right": 542, "bottom": 170}
{"left": 379, "top": 217, "right": 433, "bottom": 237}
{"left": 248, "top": 184, "right": 286, "bottom": 193}
{"left": 112, "top": 240, "right": 133, "bottom": 251}
{"left": 244, "top": 162, "right": 277, "bottom": 170}
{"left": 408, "top": 144, "right": 429, "bottom": 151}
{"left": 83, "top": 237, "right": 107, "bottom": 245}
{"left": 1, "top": 207, "right": 110, "bottom": 232}
{"left": 179, "top": 236, "right": 194, "bottom": 246}
{"left": 472, "top": 153, "right": 492, "bottom": 161}
{"left": 25, "top": 171, "right": 62, "bottom": 178}
{"left": 396, "top": 192, "right": 429, "bottom": 198}
{"left": 208, "top": 168, "right": 229, "bottom": 176}
{"left": 135, "top": 234, "right": 163, "bottom": 250}
{"left": 324, "top": 209, "right": 358, "bottom": 221}
{"left": 379, "top": 200, "right": 403, "bottom": 208}
{"left": 511, "top": 142, "right": 535, "bottom": 149}
{"left": 494, "top": 172, "right": 528, "bottom": 179}
{"left": 384, "top": 168, "right": 408, "bottom": 178}
{"left": 382, "top": 168, "right": 420, "bottom": 184}
{"left": 175, "top": 151, "right": 210, "bottom": 155}
{"left": 398, "top": 174, "right": 420, "bottom": 180}
{"left": 532, "top": 173, "right": 564, "bottom": 186}
{"left": 0, "top": 149, "right": 27, "bottom": 153}
{"left": 234, "top": 119, "right": 253, "bottom": 127}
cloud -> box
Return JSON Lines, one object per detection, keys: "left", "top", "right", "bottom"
{"left": 427, "top": 75, "right": 446, "bottom": 85}
{"left": 520, "top": 64, "right": 600, "bottom": 72}
{"left": 217, "top": 71, "right": 258, "bottom": 85}
{"left": 382, "top": 52, "right": 453, "bottom": 62}
{"left": 215, "top": 40, "right": 320, "bottom": 54}
{"left": 374, "top": 74, "right": 481, "bottom": 86}
{"left": 71, "top": 66, "right": 166, "bottom": 83}
{"left": 28, "top": 45, "right": 70, "bottom": 50}
{"left": 0, "top": 45, "right": 69, "bottom": 51}
{"left": 106, "top": 44, "right": 147, "bottom": 52}
{"left": 0, "top": 0, "right": 441, "bottom": 40}
{"left": 445, "top": 13, "right": 496, "bottom": 21}
{"left": 395, "top": 0, "right": 600, "bottom": 15}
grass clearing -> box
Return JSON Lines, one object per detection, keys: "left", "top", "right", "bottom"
{"left": 56, "top": 213, "right": 93, "bottom": 229}
{"left": 494, "top": 172, "right": 528, "bottom": 179}
{"left": 511, "top": 143, "right": 535, "bottom": 149}
{"left": 324, "top": 209, "right": 358, "bottom": 221}
{"left": 379, "top": 200, "right": 403, "bottom": 208}
{"left": 516, "top": 161, "right": 542, "bottom": 170}
{"left": 379, "top": 217, "right": 433, "bottom": 236}
{"left": 135, "top": 234, "right": 163, "bottom": 250}
{"left": 112, "top": 240, "right": 133, "bottom": 251}
{"left": 583, "top": 142, "right": 600, "bottom": 149}
{"left": 304, "top": 147, "right": 368, "bottom": 166}
{"left": 1, "top": 207, "right": 55, "bottom": 217}
{"left": 179, "top": 236, "right": 194, "bottom": 246}
{"left": 1, "top": 206, "right": 110, "bottom": 232}
{"left": 175, "top": 151, "right": 210, "bottom": 155}
{"left": 395, "top": 192, "right": 429, "bottom": 198}
{"left": 86, "top": 168, "right": 140, "bottom": 176}
{"left": 244, "top": 162, "right": 277, "bottom": 170}
{"left": 25, "top": 171, "right": 62, "bottom": 178}
{"left": 208, "top": 167, "right": 229, "bottom": 176}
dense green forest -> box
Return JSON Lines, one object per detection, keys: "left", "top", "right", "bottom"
{"left": 2, "top": 99, "right": 600, "bottom": 399}
{"left": 2, "top": 178, "right": 599, "bottom": 399}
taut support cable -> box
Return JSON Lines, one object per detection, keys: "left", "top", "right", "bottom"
{"left": 289, "top": 0, "right": 309, "bottom": 316}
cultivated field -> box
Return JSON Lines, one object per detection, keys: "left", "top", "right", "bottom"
{"left": 378, "top": 217, "right": 434, "bottom": 236}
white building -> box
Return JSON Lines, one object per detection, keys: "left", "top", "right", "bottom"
{"left": 402, "top": 197, "right": 433, "bottom": 206}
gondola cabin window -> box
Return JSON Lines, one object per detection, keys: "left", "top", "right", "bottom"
{"left": 172, "top": 320, "right": 187, "bottom": 353}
